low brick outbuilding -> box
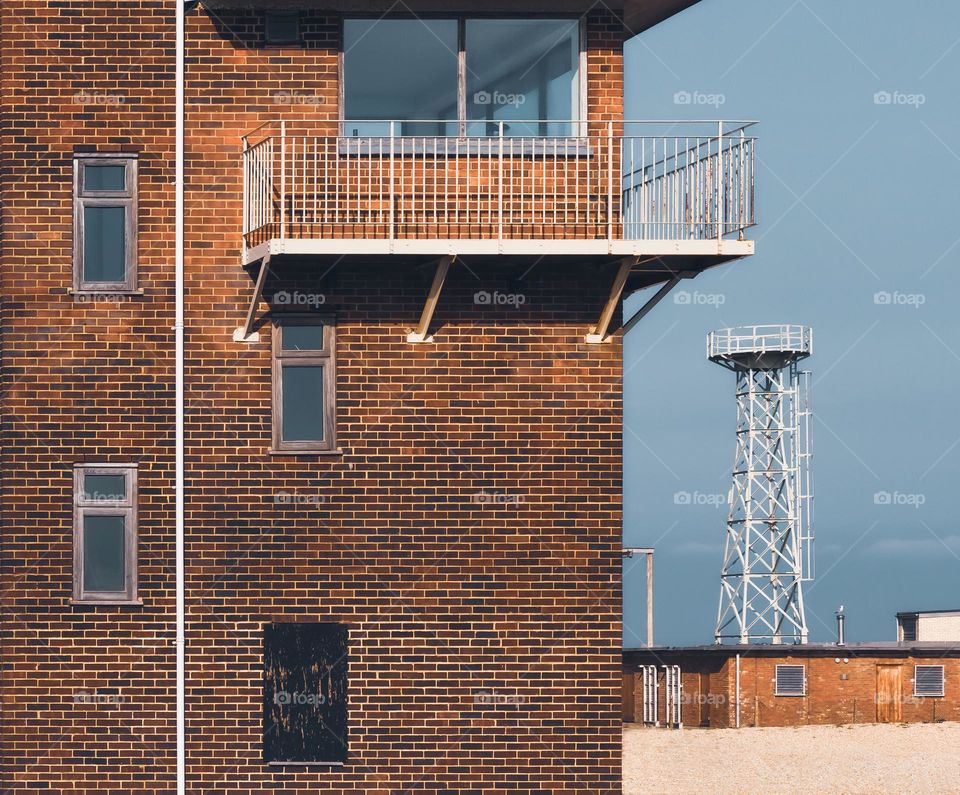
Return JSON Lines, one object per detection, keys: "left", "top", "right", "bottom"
{"left": 624, "top": 644, "right": 960, "bottom": 728}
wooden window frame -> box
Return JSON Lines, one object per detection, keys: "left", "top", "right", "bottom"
{"left": 774, "top": 664, "right": 806, "bottom": 697}
{"left": 914, "top": 664, "right": 945, "bottom": 697}
{"left": 72, "top": 463, "right": 139, "bottom": 604}
{"left": 72, "top": 153, "right": 138, "bottom": 294}
{"left": 272, "top": 315, "right": 337, "bottom": 454}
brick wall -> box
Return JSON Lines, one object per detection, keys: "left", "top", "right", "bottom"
{"left": 625, "top": 650, "right": 960, "bottom": 729}
{"left": 1, "top": 1, "right": 177, "bottom": 793}
{"left": 738, "top": 654, "right": 960, "bottom": 727}
{"left": 1, "top": 3, "right": 628, "bottom": 791}
{"left": 183, "top": 6, "right": 625, "bottom": 794}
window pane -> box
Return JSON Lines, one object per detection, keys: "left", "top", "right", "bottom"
{"left": 282, "top": 324, "right": 325, "bottom": 352}
{"left": 83, "top": 473, "right": 126, "bottom": 502}
{"left": 344, "top": 19, "right": 458, "bottom": 136}
{"left": 84, "top": 164, "right": 126, "bottom": 191}
{"left": 83, "top": 515, "right": 126, "bottom": 593}
{"left": 281, "top": 365, "right": 324, "bottom": 442}
{"left": 466, "top": 19, "right": 579, "bottom": 137}
{"left": 83, "top": 206, "right": 127, "bottom": 283}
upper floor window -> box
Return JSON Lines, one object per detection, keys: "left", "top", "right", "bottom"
{"left": 343, "top": 17, "right": 582, "bottom": 138}
{"left": 73, "top": 154, "right": 138, "bottom": 293}
{"left": 73, "top": 464, "right": 138, "bottom": 604}
{"left": 272, "top": 316, "right": 337, "bottom": 453}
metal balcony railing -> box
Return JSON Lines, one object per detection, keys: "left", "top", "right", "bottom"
{"left": 242, "top": 120, "right": 756, "bottom": 255}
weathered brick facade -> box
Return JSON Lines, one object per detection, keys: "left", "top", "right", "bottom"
{"left": 3, "top": 2, "right": 629, "bottom": 792}
{"left": 1, "top": 1, "right": 177, "bottom": 793}
{"left": 624, "top": 647, "right": 960, "bottom": 729}
{"left": 184, "top": 7, "right": 624, "bottom": 791}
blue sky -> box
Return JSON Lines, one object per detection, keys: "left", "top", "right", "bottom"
{"left": 621, "top": 0, "right": 960, "bottom": 646}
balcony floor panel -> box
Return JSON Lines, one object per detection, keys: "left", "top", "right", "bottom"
{"left": 245, "top": 237, "right": 754, "bottom": 266}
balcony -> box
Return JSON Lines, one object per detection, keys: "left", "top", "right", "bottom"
{"left": 241, "top": 120, "right": 756, "bottom": 267}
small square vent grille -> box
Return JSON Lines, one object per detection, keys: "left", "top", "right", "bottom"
{"left": 775, "top": 664, "right": 806, "bottom": 696}
{"left": 914, "top": 665, "right": 945, "bottom": 697}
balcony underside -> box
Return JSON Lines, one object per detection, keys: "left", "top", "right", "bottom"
{"left": 244, "top": 241, "right": 752, "bottom": 292}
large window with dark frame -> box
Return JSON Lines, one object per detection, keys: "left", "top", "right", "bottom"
{"left": 72, "top": 154, "right": 138, "bottom": 293}
{"left": 272, "top": 316, "right": 337, "bottom": 453}
{"left": 342, "top": 17, "right": 583, "bottom": 138}
{"left": 72, "top": 464, "right": 138, "bottom": 604}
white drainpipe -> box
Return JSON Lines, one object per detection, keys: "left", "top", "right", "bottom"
{"left": 175, "top": 1, "right": 186, "bottom": 793}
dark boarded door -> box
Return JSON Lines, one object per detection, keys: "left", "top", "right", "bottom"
{"left": 263, "top": 623, "right": 349, "bottom": 764}
{"left": 876, "top": 665, "right": 902, "bottom": 723}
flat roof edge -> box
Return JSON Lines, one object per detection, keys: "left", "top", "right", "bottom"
{"left": 197, "top": 0, "right": 704, "bottom": 37}
{"left": 624, "top": 0, "right": 703, "bottom": 37}
{"left": 624, "top": 642, "right": 960, "bottom": 656}
{"left": 897, "top": 609, "right": 960, "bottom": 617}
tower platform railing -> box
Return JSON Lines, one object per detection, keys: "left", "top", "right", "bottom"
{"left": 708, "top": 324, "right": 812, "bottom": 361}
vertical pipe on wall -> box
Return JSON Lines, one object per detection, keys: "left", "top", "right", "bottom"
{"left": 735, "top": 653, "right": 741, "bottom": 728}
{"left": 646, "top": 552, "right": 654, "bottom": 647}
{"left": 175, "top": 1, "right": 186, "bottom": 792}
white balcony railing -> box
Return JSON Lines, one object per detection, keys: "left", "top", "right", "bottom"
{"left": 242, "top": 120, "right": 756, "bottom": 255}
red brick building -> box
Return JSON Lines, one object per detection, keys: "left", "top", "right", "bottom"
{"left": 624, "top": 645, "right": 960, "bottom": 729}
{"left": 1, "top": 1, "right": 755, "bottom": 791}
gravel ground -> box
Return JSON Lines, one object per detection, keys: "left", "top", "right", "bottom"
{"left": 624, "top": 722, "right": 960, "bottom": 794}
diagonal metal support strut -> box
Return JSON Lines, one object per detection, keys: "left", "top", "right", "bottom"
{"left": 586, "top": 256, "right": 637, "bottom": 344}
{"left": 242, "top": 253, "right": 272, "bottom": 339}
{"left": 620, "top": 274, "right": 689, "bottom": 337}
{"left": 408, "top": 255, "right": 456, "bottom": 343}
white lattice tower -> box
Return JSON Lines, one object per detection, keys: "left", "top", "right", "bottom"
{"left": 708, "top": 325, "right": 813, "bottom": 645}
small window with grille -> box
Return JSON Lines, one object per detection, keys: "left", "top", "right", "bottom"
{"left": 914, "top": 665, "right": 944, "bottom": 697}
{"left": 775, "top": 664, "right": 806, "bottom": 696}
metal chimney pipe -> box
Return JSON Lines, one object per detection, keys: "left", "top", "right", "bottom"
{"left": 836, "top": 607, "right": 846, "bottom": 646}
